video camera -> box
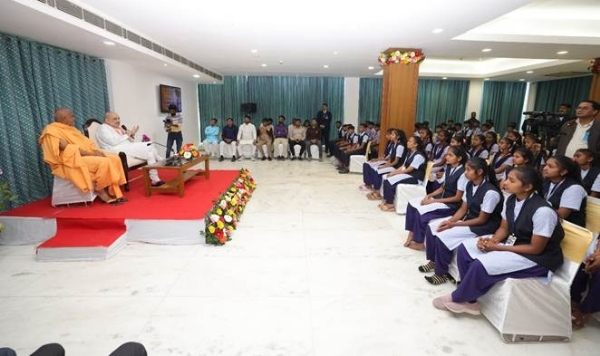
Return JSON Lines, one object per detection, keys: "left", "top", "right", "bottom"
{"left": 523, "top": 111, "right": 562, "bottom": 128}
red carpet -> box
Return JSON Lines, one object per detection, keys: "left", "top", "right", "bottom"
{"left": 2, "top": 170, "right": 240, "bottom": 220}
{"left": 38, "top": 218, "right": 126, "bottom": 248}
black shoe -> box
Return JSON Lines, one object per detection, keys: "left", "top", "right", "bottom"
{"left": 327, "top": 154, "right": 333, "bottom": 158}
{"left": 291, "top": 156, "right": 296, "bottom": 161}
{"left": 261, "top": 156, "right": 267, "bottom": 161}
{"left": 338, "top": 168, "right": 350, "bottom": 174}
{"left": 232, "top": 156, "right": 237, "bottom": 162}
{"left": 219, "top": 156, "right": 224, "bottom": 162}
{"left": 152, "top": 180, "right": 165, "bottom": 187}
{"left": 268, "top": 157, "right": 272, "bottom": 161}
{"left": 298, "top": 157, "right": 303, "bottom": 161}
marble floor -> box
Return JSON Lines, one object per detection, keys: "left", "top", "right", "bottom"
{"left": 0, "top": 159, "right": 598, "bottom": 355}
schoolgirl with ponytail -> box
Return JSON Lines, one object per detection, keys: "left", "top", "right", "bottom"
{"left": 542, "top": 155, "right": 587, "bottom": 227}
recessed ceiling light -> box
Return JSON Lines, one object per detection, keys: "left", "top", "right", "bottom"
{"left": 323, "top": 65, "right": 329, "bottom": 68}
{"left": 193, "top": 74, "right": 200, "bottom": 78}
{"left": 213, "top": 81, "right": 216, "bottom": 84}
{"left": 261, "top": 63, "right": 267, "bottom": 67}
{"left": 250, "top": 49, "right": 258, "bottom": 54}
{"left": 557, "top": 50, "right": 568, "bottom": 55}
{"left": 484, "top": 78, "right": 490, "bottom": 81}
{"left": 103, "top": 40, "right": 115, "bottom": 46}
{"left": 519, "top": 78, "right": 525, "bottom": 81}
{"left": 526, "top": 70, "right": 533, "bottom": 74}
{"left": 368, "top": 66, "right": 374, "bottom": 70}
{"left": 442, "top": 77, "right": 447, "bottom": 80}
{"left": 432, "top": 28, "right": 443, "bottom": 34}
{"left": 333, "top": 51, "right": 338, "bottom": 55}
{"left": 481, "top": 48, "right": 492, "bottom": 52}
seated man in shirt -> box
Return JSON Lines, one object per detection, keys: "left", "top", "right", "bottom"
{"left": 96, "top": 111, "right": 164, "bottom": 187}
{"left": 288, "top": 118, "right": 307, "bottom": 160}
{"left": 237, "top": 115, "right": 257, "bottom": 160}
{"left": 219, "top": 117, "right": 238, "bottom": 162}
{"left": 273, "top": 115, "right": 289, "bottom": 160}
{"left": 556, "top": 100, "right": 600, "bottom": 158}
{"left": 306, "top": 118, "right": 323, "bottom": 161}
{"left": 203, "top": 118, "right": 220, "bottom": 158}
{"left": 256, "top": 117, "right": 274, "bottom": 161}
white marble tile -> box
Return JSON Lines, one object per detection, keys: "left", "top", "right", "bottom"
{"left": 139, "top": 296, "right": 314, "bottom": 356}
{"left": 197, "top": 229, "right": 306, "bottom": 258}
{"left": 302, "top": 212, "right": 393, "bottom": 231}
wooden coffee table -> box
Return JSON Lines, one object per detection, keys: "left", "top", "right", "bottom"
{"left": 142, "top": 155, "right": 210, "bottom": 197}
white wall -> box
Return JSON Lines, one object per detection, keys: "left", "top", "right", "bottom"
{"left": 104, "top": 60, "right": 200, "bottom": 157}
{"left": 344, "top": 77, "right": 360, "bottom": 126}
{"left": 465, "top": 79, "right": 483, "bottom": 120}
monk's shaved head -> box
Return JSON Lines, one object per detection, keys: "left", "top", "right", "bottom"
{"left": 54, "top": 107, "right": 76, "bottom": 126}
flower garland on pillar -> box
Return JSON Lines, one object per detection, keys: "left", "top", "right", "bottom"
{"left": 378, "top": 50, "right": 425, "bottom": 66}
{"left": 589, "top": 58, "right": 600, "bottom": 74}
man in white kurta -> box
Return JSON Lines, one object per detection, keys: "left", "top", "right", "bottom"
{"left": 237, "top": 115, "right": 257, "bottom": 160}
{"left": 96, "top": 111, "right": 164, "bottom": 186}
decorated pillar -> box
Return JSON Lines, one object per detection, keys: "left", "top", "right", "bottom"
{"left": 378, "top": 48, "right": 424, "bottom": 154}
{"left": 589, "top": 58, "right": 600, "bottom": 104}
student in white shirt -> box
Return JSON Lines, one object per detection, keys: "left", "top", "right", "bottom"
{"left": 237, "top": 115, "right": 257, "bottom": 160}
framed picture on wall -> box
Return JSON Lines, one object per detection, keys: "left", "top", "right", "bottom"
{"left": 159, "top": 84, "right": 182, "bottom": 112}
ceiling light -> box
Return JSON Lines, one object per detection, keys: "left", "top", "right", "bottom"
{"left": 261, "top": 63, "right": 267, "bottom": 67}
{"left": 368, "top": 66, "right": 374, "bottom": 70}
{"left": 484, "top": 78, "right": 490, "bottom": 81}
{"left": 103, "top": 40, "right": 115, "bottom": 46}
{"left": 193, "top": 74, "right": 200, "bottom": 78}
{"left": 333, "top": 51, "right": 338, "bottom": 55}
{"left": 481, "top": 48, "right": 492, "bottom": 52}
{"left": 519, "top": 78, "right": 525, "bottom": 81}
{"left": 250, "top": 49, "right": 258, "bottom": 54}
{"left": 526, "top": 70, "right": 533, "bottom": 74}
{"left": 163, "top": 63, "right": 168, "bottom": 67}
{"left": 323, "top": 65, "right": 329, "bottom": 68}
{"left": 442, "top": 77, "right": 447, "bottom": 80}
{"left": 432, "top": 28, "right": 443, "bottom": 34}
{"left": 557, "top": 50, "right": 568, "bottom": 55}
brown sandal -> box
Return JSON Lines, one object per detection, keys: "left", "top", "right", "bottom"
{"left": 367, "top": 192, "right": 381, "bottom": 200}
{"left": 379, "top": 204, "right": 396, "bottom": 212}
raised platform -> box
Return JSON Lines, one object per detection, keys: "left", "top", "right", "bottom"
{"left": 0, "top": 169, "right": 241, "bottom": 261}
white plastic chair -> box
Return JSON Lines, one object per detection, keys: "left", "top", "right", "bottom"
{"left": 349, "top": 141, "right": 371, "bottom": 173}
{"left": 478, "top": 220, "right": 593, "bottom": 342}
{"left": 394, "top": 161, "right": 434, "bottom": 214}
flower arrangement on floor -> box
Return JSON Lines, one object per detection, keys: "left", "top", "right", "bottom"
{"left": 178, "top": 143, "right": 200, "bottom": 160}
{"left": 378, "top": 50, "right": 425, "bottom": 66}
{"left": 202, "top": 168, "right": 257, "bottom": 245}
{"left": 0, "top": 167, "right": 18, "bottom": 233}
{"left": 589, "top": 58, "right": 600, "bottom": 74}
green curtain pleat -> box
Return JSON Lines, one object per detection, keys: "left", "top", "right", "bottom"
{"left": 534, "top": 76, "right": 593, "bottom": 111}
{"left": 0, "top": 33, "right": 110, "bottom": 211}
{"left": 480, "top": 81, "right": 527, "bottom": 131}
{"left": 358, "top": 78, "right": 469, "bottom": 127}
{"left": 199, "top": 76, "right": 344, "bottom": 140}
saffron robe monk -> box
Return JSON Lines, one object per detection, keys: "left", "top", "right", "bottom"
{"left": 39, "top": 108, "right": 127, "bottom": 205}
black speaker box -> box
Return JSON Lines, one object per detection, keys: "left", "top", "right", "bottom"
{"left": 241, "top": 103, "right": 257, "bottom": 113}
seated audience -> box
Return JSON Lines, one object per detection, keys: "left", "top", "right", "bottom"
{"left": 491, "top": 137, "right": 514, "bottom": 181}
{"left": 331, "top": 124, "right": 358, "bottom": 163}
{"left": 338, "top": 123, "right": 369, "bottom": 174}
{"left": 40, "top": 108, "right": 127, "bottom": 205}
{"left": 237, "top": 115, "right": 257, "bottom": 160}
{"left": 219, "top": 118, "right": 238, "bottom": 162}
{"left": 542, "top": 156, "right": 587, "bottom": 227}
{"left": 574, "top": 148, "right": 600, "bottom": 197}
{"left": 362, "top": 129, "right": 406, "bottom": 195}
{"left": 306, "top": 118, "right": 323, "bottom": 161}
{"left": 256, "top": 117, "right": 274, "bottom": 161}
{"left": 468, "top": 134, "right": 489, "bottom": 159}
{"left": 378, "top": 136, "right": 427, "bottom": 212}
{"left": 433, "top": 166, "right": 564, "bottom": 315}
{"left": 523, "top": 133, "right": 545, "bottom": 171}
{"left": 96, "top": 111, "right": 164, "bottom": 187}
{"left": 503, "top": 122, "right": 517, "bottom": 138}
{"left": 507, "top": 131, "right": 522, "bottom": 149}
{"left": 418, "top": 127, "right": 434, "bottom": 159}
{"left": 485, "top": 132, "right": 500, "bottom": 157}
{"left": 420, "top": 158, "right": 502, "bottom": 284}
{"left": 288, "top": 118, "right": 307, "bottom": 160}
{"left": 404, "top": 146, "right": 468, "bottom": 250}
{"left": 203, "top": 118, "right": 220, "bottom": 157}
{"left": 273, "top": 115, "right": 289, "bottom": 160}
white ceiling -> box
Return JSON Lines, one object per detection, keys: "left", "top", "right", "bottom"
{"left": 1, "top": 0, "right": 599, "bottom": 83}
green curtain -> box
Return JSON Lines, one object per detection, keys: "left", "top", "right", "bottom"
{"left": 199, "top": 76, "right": 344, "bottom": 140}
{"left": 0, "top": 33, "right": 110, "bottom": 210}
{"left": 534, "top": 76, "right": 593, "bottom": 111}
{"left": 479, "top": 81, "right": 527, "bottom": 131}
{"left": 358, "top": 78, "right": 382, "bottom": 123}
{"left": 358, "top": 78, "right": 469, "bottom": 127}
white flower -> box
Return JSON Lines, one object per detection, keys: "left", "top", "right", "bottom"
{"left": 210, "top": 214, "right": 220, "bottom": 223}
{"left": 183, "top": 151, "right": 192, "bottom": 159}
{"left": 219, "top": 200, "right": 228, "bottom": 209}
{"left": 224, "top": 215, "right": 232, "bottom": 223}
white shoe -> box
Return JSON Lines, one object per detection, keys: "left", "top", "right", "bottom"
{"left": 444, "top": 301, "right": 481, "bottom": 315}
{"left": 432, "top": 294, "right": 453, "bottom": 311}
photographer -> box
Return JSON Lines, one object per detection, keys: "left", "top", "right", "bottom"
{"left": 521, "top": 114, "right": 539, "bottom": 135}
{"left": 556, "top": 100, "right": 600, "bottom": 158}
{"left": 164, "top": 103, "right": 183, "bottom": 158}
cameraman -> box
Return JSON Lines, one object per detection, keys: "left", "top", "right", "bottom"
{"left": 164, "top": 103, "right": 183, "bottom": 158}
{"left": 556, "top": 100, "right": 600, "bottom": 158}
{"left": 521, "top": 114, "right": 539, "bottom": 135}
